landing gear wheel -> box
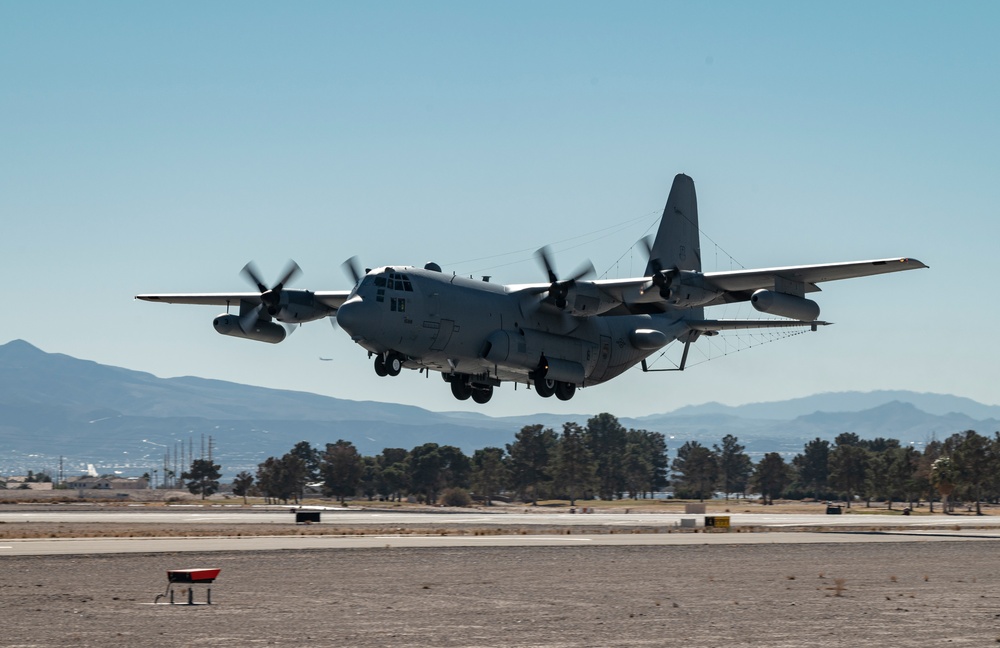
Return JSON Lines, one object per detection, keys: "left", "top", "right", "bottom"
{"left": 471, "top": 384, "right": 494, "bottom": 404}
{"left": 373, "top": 355, "right": 388, "bottom": 377}
{"left": 534, "top": 377, "right": 556, "bottom": 398}
{"left": 450, "top": 378, "right": 472, "bottom": 401}
{"left": 385, "top": 354, "right": 402, "bottom": 376}
{"left": 555, "top": 381, "right": 576, "bottom": 401}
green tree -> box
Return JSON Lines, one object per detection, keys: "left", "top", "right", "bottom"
{"left": 793, "top": 438, "right": 831, "bottom": 499}
{"left": 551, "top": 423, "right": 597, "bottom": 505}
{"left": 406, "top": 443, "right": 469, "bottom": 504}
{"left": 829, "top": 433, "right": 869, "bottom": 508}
{"left": 753, "top": 452, "right": 791, "bottom": 505}
{"left": 280, "top": 452, "right": 309, "bottom": 504}
{"left": 256, "top": 457, "right": 288, "bottom": 503}
{"left": 948, "top": 430, "right": 994, "bottom": 515}
{"left": 507, "top": 425, "right": 557, "bottom": 504}
{"left": 231, "top": 470, "right": 254, "bottom": 505}
{"left": 376, "top": 448, "right": 409, "bottom": 502}
{"left": 470, "top": 447, "right": 509, "bottom": 506}
{"left": 914, "top": 438, "right": 942, "bottom": 512}
{"left": 321, "top": 440, "right": 364, "bottom": 505}
{"left": 671, "top": 441, "right": 719, "bottom": 501}
{"left": 930, "top": 455, "right": 958, "bottom": 513}
{"left": 182, "top": 458, "right": 222, "bottom": 499}
{"left": 585, "top": 413, "right": 628, "bottom": 499}
{"left": 288, "top": 441, "right": 322, "bottom": 481}
{"left": 623, "top": 429, "right": 669, "bottom": 499}
{"left": 715, "top": 434, "right": 752, "bottom": 500}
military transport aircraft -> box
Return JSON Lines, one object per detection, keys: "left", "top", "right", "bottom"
{"left": 136, "top": 174, "right": 926, "bottom": 404}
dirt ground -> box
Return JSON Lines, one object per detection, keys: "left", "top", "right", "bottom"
{"left": 2, "top": 540, "right": 999, "bottom": 647}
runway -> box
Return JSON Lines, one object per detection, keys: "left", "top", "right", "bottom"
{"left": 4, "top": 505, "right": 998, "bottom": 529}
{"left": 3, "top": 505, "right": 1000, "bottom": 555}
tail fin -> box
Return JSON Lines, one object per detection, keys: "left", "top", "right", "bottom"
{"left": 644, "top": 174, "right": 701, "bottom": 275}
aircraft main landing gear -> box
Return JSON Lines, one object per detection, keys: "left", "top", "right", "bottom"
{"left": 374, "top": 352, "right": 403, "bottom": 377}
{"left": 450, "top": 378, "right": 472, "bottom": 400}
{"left": 534, "top": 377, "right": 556, "bottom": 398}
{"left": 471, "top": 384, "right": 493, "bottom": 404}
{"left": 555, "top": 381, "right": 575, "bottom": 401}
{"left": 447, "top": 374, "right": 495, "bottom": 403}
{"left": 533, "top": 377, "right": 576, "bottom": 401}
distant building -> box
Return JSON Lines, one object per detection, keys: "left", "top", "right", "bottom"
{"left": 65, "top": 476, "right": 148, "bottom": 490}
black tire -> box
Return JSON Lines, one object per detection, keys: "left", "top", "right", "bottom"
{"left": 385, "top": 354, "right": 402, "bottom": 376}
{"left": 471, "top": 385, "right": 494, "bottom": 404}
{"left": 555, "top": 381, "right": 576, "bottom": 401}
{"left": 373, "top": 355, "right": 388, "bottom": 377}
{"left": 450, "top": 379, "right": 472, "bottom": 400}
{"left": 534, "top": 377, "right": 555, "bottom": 398}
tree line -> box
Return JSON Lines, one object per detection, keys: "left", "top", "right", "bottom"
{"left": 230, "top": 415, "right": 999, "bottom": 513}
{"left": 673, "top": 429, "right": 1000, "bottom": 513}
{"left": 247, "top": 413, "right": 668, "bottom": 506}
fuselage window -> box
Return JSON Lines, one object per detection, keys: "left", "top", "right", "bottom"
{"left": 390, "top": 297, "right": 406, "bottom": 312}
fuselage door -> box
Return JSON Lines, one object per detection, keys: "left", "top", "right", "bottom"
{"left": 431, "top": 319, "right": 455, "bottom": 351}
{"left": 591, "top": 335, "right": 612, "bottom": 382}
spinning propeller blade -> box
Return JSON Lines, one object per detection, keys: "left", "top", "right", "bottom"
{"left": 534, "top": 246, "right": 595, "bottom": 310}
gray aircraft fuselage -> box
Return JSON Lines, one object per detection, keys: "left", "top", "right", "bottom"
{"left": 335, "top": 265, "right": 685, "bottom": 392}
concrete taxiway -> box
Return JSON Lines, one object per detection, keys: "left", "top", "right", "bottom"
{"left": 4, "top": 529, "right": 1000, "bottom": 556}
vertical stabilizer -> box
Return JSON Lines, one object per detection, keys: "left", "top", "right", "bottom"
{"left": 644, "top": 174, "right": 701, "bottom": 275}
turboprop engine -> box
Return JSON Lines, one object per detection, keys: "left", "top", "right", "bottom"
{"left": 213, "top": 314, "right": 287, "bottom": 344}
{"left": 750, "top": 289, "right": 820, "bottom": 321}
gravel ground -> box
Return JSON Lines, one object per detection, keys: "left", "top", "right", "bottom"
{"left": 2, "top": 540, "right": 1000, "bottom": 647}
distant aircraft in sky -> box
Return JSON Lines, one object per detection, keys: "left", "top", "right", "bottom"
{"left": 137, "top": 174, "right": 926, "bottom": 404}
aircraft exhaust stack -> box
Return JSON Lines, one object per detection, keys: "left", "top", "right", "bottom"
{"left": 750, "top": 290, "right": 820, "bottom": 321}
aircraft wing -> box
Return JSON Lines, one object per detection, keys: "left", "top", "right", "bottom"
{"left": 702, "top": 258, "right": 928, "bottom": 295}
{"left": 686, "top": 319, "right": 830, "bottom": 332}
{"left": 135, "top": 291, "right": 352, "bottom": 310}
{"left": 581, "top": 257, "right": 926, "bottom": 313}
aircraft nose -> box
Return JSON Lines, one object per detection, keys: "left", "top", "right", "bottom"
{"left": 335, "top": 296, "right": 374, "bottom": 338}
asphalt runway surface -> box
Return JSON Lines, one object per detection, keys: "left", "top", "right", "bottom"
{"left": 3, "top": 507, "right": 999, "bottom": 646}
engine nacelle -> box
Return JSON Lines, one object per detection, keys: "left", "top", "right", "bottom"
{"left": 750, "top": 290, "right": 820, "bottom": 321}
{"left": 213, "top": 314, "right": 286, "bottom": 344}
{"left": 272, "top": 290, "right": 330, "bottom": 323}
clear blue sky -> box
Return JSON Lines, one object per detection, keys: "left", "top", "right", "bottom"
{"left": 2, "top": 2, "right": 997, "bottom": 417}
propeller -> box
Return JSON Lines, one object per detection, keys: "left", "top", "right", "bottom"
{"left": 341, "top": 256, "right": 364, "bottom": 285}
{"left": 535, "top": 246, "right": 595, "bottom": 310}
{"left": 238, "top": 260, "right": 302, "bottom": 332}
{"left": 639, "top": 236, "right": 677, "bottom": 299}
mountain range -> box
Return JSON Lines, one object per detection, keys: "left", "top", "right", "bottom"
{"left": 1, "top": 339, "right": 997, "bottom": 479}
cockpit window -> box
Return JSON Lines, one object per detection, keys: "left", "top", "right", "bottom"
{"left": 384, "top": 272, "right": 414, "bottom": 292}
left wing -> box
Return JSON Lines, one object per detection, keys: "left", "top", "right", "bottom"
{"left": 135, "top": 290, "right": 352, "bottom": 325}
{"left": 135, "top": 291, "right": 351, "bottom": 310}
